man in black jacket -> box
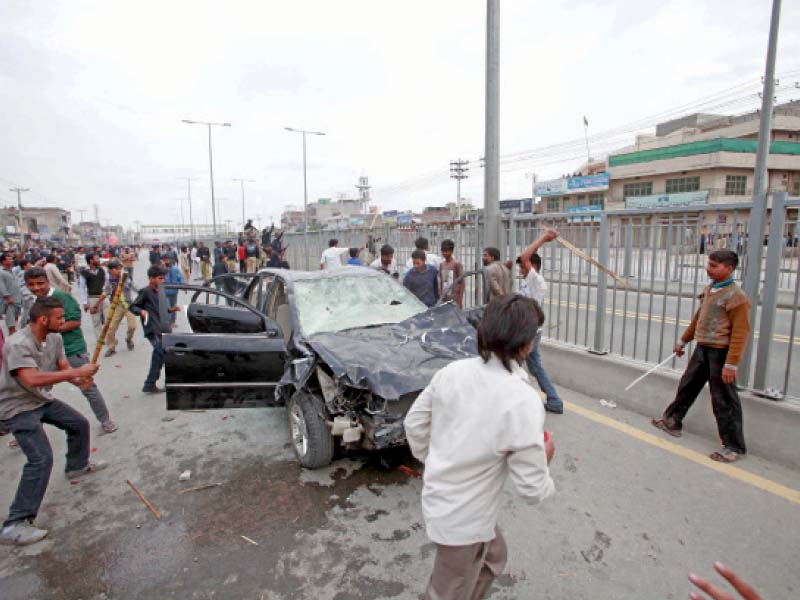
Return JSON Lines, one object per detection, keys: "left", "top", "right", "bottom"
{"left": 129, "top": 266, "right": 181, "bottom": 394}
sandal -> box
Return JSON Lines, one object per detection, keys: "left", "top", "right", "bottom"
{"left": 651, "top": 418, "right": 682, "bottom": 438}
{"left": 710, "top": 449, "right": 742, "bottom": 463}
{"left": 8, "top": 438, "right": 19, "bottom": 448}
{"left": 101, "top": 420, "right": 118, "bottom": 434}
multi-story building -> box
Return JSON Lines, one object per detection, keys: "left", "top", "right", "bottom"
{"left": 0, "top": 206, "right": 71, "bottom": 243}
{"left": 138, "top": 223, "right": 236, "bottom": 243}
{"left": 533, "top": 161, "right": 610, "bottom": 218}
{"left": 606, "top": 101, "right": 800, "bottom": 225}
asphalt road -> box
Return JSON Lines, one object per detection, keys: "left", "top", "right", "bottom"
{"left": 0, "top": 256, "right": 798, "bottom": 599}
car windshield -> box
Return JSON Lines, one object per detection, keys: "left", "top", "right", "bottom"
{"left": 293, "top": 275, "right": 428, "bottom": 336}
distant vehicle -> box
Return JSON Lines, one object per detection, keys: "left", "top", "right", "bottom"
{"left": 164, "top": 267, "right": 477, "bottom": 468}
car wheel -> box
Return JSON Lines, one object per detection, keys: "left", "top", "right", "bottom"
{"left": 287, "top": 389, "right": 334, "bottom": 469}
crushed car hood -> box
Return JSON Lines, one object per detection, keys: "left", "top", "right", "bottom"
{"left": 307, "top": 303, "right": 477, "bottom": 400}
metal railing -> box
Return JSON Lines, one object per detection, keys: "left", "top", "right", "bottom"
{"left": 279, "top": 194, "right": 799, "bottom": 400}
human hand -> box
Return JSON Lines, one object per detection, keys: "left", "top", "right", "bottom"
{"left": 77, "top": 363, "right": 100, "bottom": 378}
{"left": 722, "top": 367, "right": 736, "bottom": 385}
{"left": 72, "top": 377, "right": 94, "bottom": 390}
{"left": 689, "top": 562, "right": 762, "bottom": 600}
{"left": 89, "top": 305, "right": 99, "bottom": 314}
{"left": 544, "top": 431, "right": 555, "bottom": 465}
{"left": 140, "top": 310, "right": 148, "bottom": 321}
{"left": 674, "top": 343, "right": 685, "bottom": 357}
{"left": 544, "top": 229, "right": 559, "bottom": 241}
{"left": 83, "top": 304, "right": 90, "bottom": 313}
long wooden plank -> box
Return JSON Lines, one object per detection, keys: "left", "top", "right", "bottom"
{"left": 555, "top": 236, "right": 630, "bottom": 289}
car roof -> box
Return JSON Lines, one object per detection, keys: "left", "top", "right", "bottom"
{"left": 258, "top": 266, "right": 385, "bottom": 283}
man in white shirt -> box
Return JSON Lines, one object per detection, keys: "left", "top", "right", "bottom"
{"left": 370, "top": 244, "right": 399, "bottom": 279}
{"left": 405, "top": 294, "right": 555, "bottom": 600}
{"left": 319, "top": 239, "right": 352, "bottom": 271}
{"left": 404, "top": 237, "right": 443, "bottom": 272}
{"left": 517, "top": 228, "right": 563, "bottom": 414}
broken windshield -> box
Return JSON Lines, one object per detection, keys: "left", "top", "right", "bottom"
{"left": 293, "top": 275, "right": 428, "bottom": 336}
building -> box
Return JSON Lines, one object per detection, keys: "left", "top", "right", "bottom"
{"left": 533, "top": 161, "right": 610, "bottom": 218}
{"left": 606, "top": 101, "right": 800, "bottom": 225}
{"left": 138, "top": 223, "right": 236, "bottom": 243}
{"left": 0, "top": 206, "right": 71, "bottom": 243}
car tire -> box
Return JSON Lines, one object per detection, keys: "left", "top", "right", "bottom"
{"left": 287, "top": 389, "right": 334, "bottom": 469}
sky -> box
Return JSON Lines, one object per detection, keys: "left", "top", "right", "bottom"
{"left": 0, "top": 0, "right": 798, "bottom": 231}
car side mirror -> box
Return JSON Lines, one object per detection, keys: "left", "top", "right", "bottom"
{"left": 263, "top": 317, "right": 282, "bottom": 338}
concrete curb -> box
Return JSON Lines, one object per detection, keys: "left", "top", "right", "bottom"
{"left": 541, "top": 339, "right": 800, "bottom": 469}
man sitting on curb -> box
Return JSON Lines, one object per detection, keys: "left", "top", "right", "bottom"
{"left": 0, "top": 297, "right": 109, "bottom": 546}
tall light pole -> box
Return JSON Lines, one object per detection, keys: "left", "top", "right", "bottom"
{"left": 739, "top": 0, "right": 782, "bottom": 387}
{"left": 285, "top": 126, "right": 326, "bottom": 269}
{"left": 182, "top": 119, "right": 231, "bottom": 237}
{"left": 232, "top": 178, "right": 255, "bottom": 230}
{"left": 176, "top": 177, "right": 198, "bottom": 240}
{"left": 483, "top": 0, "right": 501, "bottom": 249}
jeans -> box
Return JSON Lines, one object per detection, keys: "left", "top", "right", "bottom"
{"left": 1, "top": 401, "right": 89, "bottom": 527}
{"left": 663, "top": 345, "right": 746, "bottom": 454}
{"left": 144, "top": 334, "right": 164, "bottom": 388}
{"left": 67, "top": 353, "right": 110, "bottom": 423}
{"left": 526, "top": 331, "right": 562, "bottom": 409}
{"left": 166, "top": 294, "right": 178, "bottom": 325}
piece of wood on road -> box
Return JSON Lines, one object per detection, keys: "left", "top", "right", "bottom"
{"left": 126, "top": 479, "right": 162, "bottom": 520}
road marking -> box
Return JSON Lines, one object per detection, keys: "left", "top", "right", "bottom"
{"left": 550, "top": 299, "right": 798, "bottom": 346}
{"left": 564, "top": 400, "right": 800, "bottom": 506}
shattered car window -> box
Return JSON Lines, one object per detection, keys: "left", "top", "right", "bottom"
{"left": 294, "top": 276, "right": 427, "bottom": 336}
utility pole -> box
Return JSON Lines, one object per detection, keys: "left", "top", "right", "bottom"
{"left": 739, "top": 0, "right": 782, "bottom": 388}
{"left": 9, "top": 187, "right": 29, "bottom": 239}
{"left": 483, "top": 0, "right": 501, "bottom": 249}
{"left": 583, "top": 116, "right": 591, "bottom": 164}
{"left": 450, "top": 159, "right": 469, "bottom": 245}
{"left": 526, "top": 172, "right": 537, "bottom": 202}
{"left": 285, "top": 126, "right": 326, "bottom": 269}
{"left": 232, "top": 178, "right": 255, "bottom": 230}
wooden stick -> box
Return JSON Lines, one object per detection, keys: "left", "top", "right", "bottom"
{"left": 177, "top": 482, "right": 222, "bottom": 494}
{"left": 126, "top": 479, "right": 162, "bottom": 520}
{"left": 91, "top": 272, "right": 128, "bottom": 364}
{"left": 555, "top": 237, "right": 630, "bottom": 289}
{"left": 241, "top": 535, "right": 259, "bottom": 546}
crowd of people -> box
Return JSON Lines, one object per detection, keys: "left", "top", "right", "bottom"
{"left": 0, "top": 230, "right": 764, "bottom": 599}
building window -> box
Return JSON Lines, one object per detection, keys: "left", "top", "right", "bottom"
{"left": 725, "top": 175, "right": 747, "bottom": 196}
{"left": 665, "top": 176, "right": 700, "bottom": 194}
{"left": 588, "top": 193, "right": 605, "bottom": 207}
{"left": 547, "top": 198, "right": 560, "bottom": 212}
{"left": 793, "top": 179, "right": 800, "bottom": 197}
{"left": 623, "top": 182, "right": 653, "bottom": 199}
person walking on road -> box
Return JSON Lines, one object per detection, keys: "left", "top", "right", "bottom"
{"left": 0, "top": 296, "right": 109, "bottom": 546}
{"left": 652, "top": 249, "right": 750, "bottom": 463}
{"left": 0, "top": 252, "right": 23, "bottom": 336}
{"left": 438, "top": 239, "right": 464, "bottom": 307}
{"left": 77, "top": 252, "right": 107, "bottom": 342}
{"left": 101, "top": 260, "right": 137, "bottom": 357}
{"left": 23, "top": 267, "right": 118, "bottom": 433}
{"left": 44, "top": 254, "right": 71, "bottom": 293}
{"left": 130, "top": 265, "right": 181, "bottom": 394}
{"left": 517, "top": 228, "right": 563, "bottom": 414}
{"left": 162, "top": 256, "right": 185, "bottom": 326}
{"left": 404, "top": 294, "right": 555, "bottom": 600}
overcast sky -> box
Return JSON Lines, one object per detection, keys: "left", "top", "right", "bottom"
{"left": 1, "top": 0, "right": 798, "bottom": 230}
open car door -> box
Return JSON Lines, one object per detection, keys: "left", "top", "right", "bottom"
{"left": 163, "top": 284, "right": 286, "bottom": 410}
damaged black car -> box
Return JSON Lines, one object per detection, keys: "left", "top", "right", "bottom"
{"left": 163, "top": 267, "right": 477, "bottom": 468}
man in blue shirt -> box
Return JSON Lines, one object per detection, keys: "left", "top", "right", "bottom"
{"left": 347, "top": 248, "right": 362, "bottom": 266}
{"left": 403, "top": 250, "right": 438, "bottom": 307}
{"left": 161, "top": 256, "right": 185, "bottom": 325}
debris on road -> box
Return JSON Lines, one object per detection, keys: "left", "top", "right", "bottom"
{"left": 179, "top": 470, "right": 192, "bottom": 481}
{"left": 161, "top": 415, "right": 176, "bottom": 422}
{"left": 126, "top": 479, "right": 162, "bottom": 520}
{"left": 181, "top": 409, "right": 206, "bottom": 413}
{"left": 177, "top": 482, "right": 222, "bottom": 494}
{"left": 599, "top": 399, "right": 617, "bottom": 408}
{"left": 398, "top": 465, "right": 423, "bottom": 479}
{"left": 240, "top": 535, "right": 259, "bottom": 546}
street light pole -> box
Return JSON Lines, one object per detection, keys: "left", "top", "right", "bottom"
{"left": 9, "top": 187, "right": 30, "bottom": 241}
{"left": 483, "top": 0, "right": 501, "bottom": 249}
{"left": 739, "top": 0, "right": 782, "bottom": 387}
{"left": 177, "top": 177, "right": 198, "bottom": 240}
{"left": 285, "top": 126, "right": 326, "bottom": 269}
{"left": 182, "top": 119, "right": 231, "bottom": 238}
{"left": 232, "top": 178, "right": 255, "bottom": 230}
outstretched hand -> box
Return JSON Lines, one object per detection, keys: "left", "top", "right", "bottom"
{"left": 689, "top": 563, "right": 762, "bottom": 600}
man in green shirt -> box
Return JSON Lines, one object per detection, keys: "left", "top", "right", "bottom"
{"left": 22, "top": 267, "right": 117, "bottom": 434}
